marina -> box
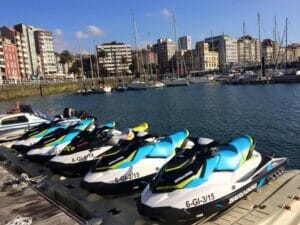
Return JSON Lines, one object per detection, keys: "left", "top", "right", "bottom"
{"left": 0, "top": 1, "right": 300, "bottom": 224}
{"left": 0, "top": 83, "right": 299, "bottom": 224}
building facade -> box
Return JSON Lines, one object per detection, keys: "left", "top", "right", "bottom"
{"left": 34, "top": 30, "right": 57, "bottom": 76}
{"left": 14, "top": 24, "right": 39, "bottom": 79}
{"left": 97, "top": 42, "right": 132, "bottom": 75}
{"left": 2, "top": 38, "right": 20, "bottom": 81}
{"left": 287, "top": 44, "right": 300, "bottom": 62}
{"left": 237, "top": 35, "right": 261, "bottom": 65}
{"left": 261, "top": 39, "right": 281, "bottom": 65}
{"left": 153, "top": 38, "right": 176, "bottom": 74}
{"left": 184, "top": 42, "right": 219, "bottom": 72}
{"left": 0, "top": 35, "right": 4, "bottom": 80}
{"left": 131, "top": 48, "right": 158, "bottom": 75}
{"left": 204, "top": 35, "right": 238, "bottom": 70}
{"left": 178, "top": 35, "right": 192, "bottom": 51}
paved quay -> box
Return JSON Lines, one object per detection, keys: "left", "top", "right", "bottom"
{"left": 0, "top": 164, "right": 80, "bottom": 225}
{"left": 0, "top": 143, "right": 299, "bottom": 225}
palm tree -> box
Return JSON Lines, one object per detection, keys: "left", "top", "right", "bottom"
{"left": 59, "top": 50, "right": 73, "bottom": 76}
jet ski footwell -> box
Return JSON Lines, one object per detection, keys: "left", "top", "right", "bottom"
{"left": 0, "top": 145, "right": 299, "bottom": 225}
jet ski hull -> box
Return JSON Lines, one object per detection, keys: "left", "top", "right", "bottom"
{"left": 47, "top": 160, "right": 97, "bottom": 177}
{"left": 137, "top": 153, "right": 287, "bottom": 223}
{"left": 81, "top": 174, "right": 154, "bottom": 196}
{"left": 26, "top": 154, "right": 53, "bottom": 164}
{"left": 13, "top": 144, "right": 32, "bottom": 154}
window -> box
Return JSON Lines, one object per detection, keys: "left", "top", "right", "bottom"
{"left": 1, "top": 116, "right": 29, "bottom": 125}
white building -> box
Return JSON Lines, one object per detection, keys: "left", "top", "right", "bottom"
{"left": 237, "top": 35, "right": 261, "bottom": 65}
{"left": 14, "top": 24, "right": 39, "bottom": 79}
{"left": 204, "top": 35, "right": 238, "bottom": 69}
{"left": 96, "top": 42, "right": 132, "bottom": 75}
{"left": 153, "top": 38, "right": 176, "bottom": 73}
{"left": 178, "top": 35, "right": 192, "bottom": 51}
{"left": 34, "top": 30, "right": 57, "bottom": 76}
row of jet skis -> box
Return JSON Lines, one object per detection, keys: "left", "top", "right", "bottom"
{"left": 10, "top": 113, "right": 287, "bottom": 223}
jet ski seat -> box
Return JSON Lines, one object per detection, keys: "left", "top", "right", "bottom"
{"left": 215, "top": 135, "right": 255, "bottom": 171}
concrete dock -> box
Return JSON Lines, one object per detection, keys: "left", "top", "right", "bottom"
{"left": 0, "top": 142, "right": 299, "bottom": 225}
{"left": 0, "top": 165, "right": 80, "bottom": 225}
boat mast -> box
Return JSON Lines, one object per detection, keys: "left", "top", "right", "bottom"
{"left": 132, "top": 11, "right": 140, "bottom": 78}
{"left": 89, "top": 47, "right": 94, "bottom": 81}
{"left": 257, "top": 12, "right": 263, "bottom": 76}
{"left": 243, "top": 20, "right": 246, "bottom": 69}
{"left": 77, "top": 40, "right": 84, "bottom": 78}
{"left": 147, "top": 32, "right": 153, "bottom": 79}
{"left": 285, "top": 17, "right": 288, "bottom": 74}
{"left": 173, "top": 14, "right": 179, "bottom": 78}
{"left": 94, "top": 39, "right": 100, "bottom": 81}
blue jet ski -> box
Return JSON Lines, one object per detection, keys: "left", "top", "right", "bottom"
{"left": 26, "top": 118, "right": 95, "bottom": 163}
{"left": 81, "top": 129, "right": 190, "bottom": 195}
{"left": 137, "top": 135, "right": 287, "bottom": 223}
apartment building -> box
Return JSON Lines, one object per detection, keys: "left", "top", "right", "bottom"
{"left": 178, "top": 35, "right": 192, "bottom": 51}
{"left": 184, "top": 42, "right": 219, "bottom": 72}
{"left": 237, "top": 35, "right": 261, "bottom": 65}
{"left": 153, "top": 38, "right": 176, "bottom": 74}
{"left": 204, "top": 35, "right": 238, "bottom": 69}
{"left": 14, "top": 24, "right": 39, "bottom": 79}
{"left": 96, "top": 41, "right": 132, "bottom": 75}
{"left": 34, "top": 30, "right": 57, "bottom": 76}
{"left": 2, "top": 38, "right": 20, "bottom": 81}
{"left": 0, "top": 35, "right": 4, "bottom": 79}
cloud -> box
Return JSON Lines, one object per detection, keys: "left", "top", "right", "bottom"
{"left": 54, "top": 38, "right": 69, "bottom": 52}
{"left": 87, "top": 25, "right": 104, "bottom": 37}
{"left": 146, "top": 8, "right": 173, "bottom": 18}
{"left": 162, "top": 8, "right": 172, "bottom": 17}
{"left": 53, "top": 28, "right": 63, "bottom": 36}
{"left": 75, "top": 31, "right": 88, "bottom": 40}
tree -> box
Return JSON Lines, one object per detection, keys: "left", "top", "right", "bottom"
{"left": 59, "top": 50, "right": 73, "bottom": 75}
{"left": 120, "top": 55, "right": 127, "bottom": 77}
{"left": 69, "top": 59, "right": 82, "bottom": 77}
{"left": 97, "top": 49, "right": 107, "bottom": 82}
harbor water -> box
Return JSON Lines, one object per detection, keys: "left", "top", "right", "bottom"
{"left": 1, "top": 83, "right": 299, "bottom": 169}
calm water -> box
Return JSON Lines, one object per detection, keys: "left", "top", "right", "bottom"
{"left": 1, "top": 83, "right": 299, "bottom": 169}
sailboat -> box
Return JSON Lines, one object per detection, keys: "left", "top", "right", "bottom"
{"left": 128, "top": 12, "right": 148, "bottom": 91}
{"left": 163, "top": 15, "right": 189, "bottom": 87}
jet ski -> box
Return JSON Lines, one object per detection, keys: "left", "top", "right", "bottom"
{"left": 46, "top": 122, "right": 149, "bottom": 177}
{"left": 81, "top": 129, "right": 190, "bottom": 196}
{"left": 26, "top": 118, "right": 95, "bottom": 163}
{"left": 12, "top": 118, "right": 80, "bottom": 154}
{"left": 137, "top": 135, "right": 287, "bottom": 223}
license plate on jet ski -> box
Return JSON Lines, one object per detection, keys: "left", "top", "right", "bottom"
{"left": 114, "top": 172, "right": 140, "bottom": 183}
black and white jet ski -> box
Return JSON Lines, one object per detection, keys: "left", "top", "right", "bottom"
{"left": 81, "top": 129, "right": 190, "bottom": 196}
{"left": 46, "top": 122, "right": 149, "bottom": 177}
{"left": 26, "top": 118, "right": 95, "bottom": 163}
{"left": 137, "top": 135, "right": 287, "bottom": 223}
{"left": 12, "top": 119, "right": 80, "bottom": 154}
{"left": 12, "top": 108, "right": 87, "bottom": 152}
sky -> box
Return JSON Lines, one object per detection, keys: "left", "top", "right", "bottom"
{"left": 1, "top": 0, "right": 299, "bottom": 53}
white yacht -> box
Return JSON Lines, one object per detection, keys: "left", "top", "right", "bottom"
{"left": 148, "top": 81, "right": 165, "bottom": 88}
{"left": 127, "top": 81, "right": 148, "bottom": 90}
{"left": 98, "top": 85, "right": 112, "bottom": 93}
{"left": 189, "top": 75, "right": 214, "bottom": 84}
{"left": 163, "top": 77, "right": 189, "bottom": 86}
{"left": 0, "top": 105, "right": 51, "bottom": 142}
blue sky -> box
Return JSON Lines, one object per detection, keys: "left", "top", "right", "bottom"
{"left": 1, "top": 0, "right": 299, "bottom": 53}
